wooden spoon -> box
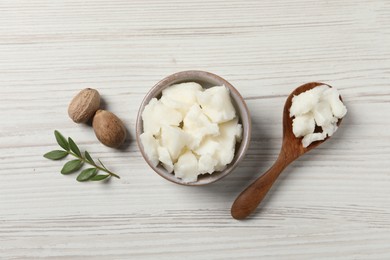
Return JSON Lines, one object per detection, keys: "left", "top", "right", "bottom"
{"left": 231, "top": 82, "right": 343, "bottom": 220}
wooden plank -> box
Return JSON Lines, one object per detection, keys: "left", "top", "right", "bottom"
{"left": 0, "top": 0, "right": 389, "bottom": 258}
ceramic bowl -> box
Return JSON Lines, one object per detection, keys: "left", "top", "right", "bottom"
{"left": 136, "top": 70, "right": 251, "bottom": 186}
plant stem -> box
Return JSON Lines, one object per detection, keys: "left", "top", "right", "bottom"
{"left": 67, "top": 151, "right": 120, "bottom": 179}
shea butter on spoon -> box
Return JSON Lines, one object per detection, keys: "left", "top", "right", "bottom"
{"left": 290, "top": 85, "right": 347, "bottom": 147}
{"left": 140, "top": 82, "right": 242, "bottom": 183}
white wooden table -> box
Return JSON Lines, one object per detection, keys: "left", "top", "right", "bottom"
{"left": 1, "top": 0, "right": 390, "bottom": 259}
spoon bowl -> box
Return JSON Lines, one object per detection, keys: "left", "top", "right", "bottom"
{"left": 231, "top": 82, "right": 344, "bottom": 220}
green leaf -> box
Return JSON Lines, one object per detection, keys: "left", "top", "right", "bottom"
{"left": 98, "top": 158, "right": 108, "bottom": 170}
{"left": 84, "top": 151, "right": 95, "bottom": 165}
{"left": 90, "top": 174, "right": 110, "bottom": 181}
{"left": 61, "top": 159, "right": 83, "bottom": 174}
{"left": 44, "top": 150, "right": 68, "bottom": 160}
{"left": 54, "top": 130, "right": 69, "bottom": 151}
{"left": 76, "top": 168, "right": 98, "bottom": 182}
{"left": 68, "top": 137, "right": 81, "bottom": 157}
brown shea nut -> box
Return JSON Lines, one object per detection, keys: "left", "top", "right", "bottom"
{"left": 92, "top": 110, "right": 126, "bottom": 148}
{"left": 68, "top": 88, "right": 101, "bottom": 123}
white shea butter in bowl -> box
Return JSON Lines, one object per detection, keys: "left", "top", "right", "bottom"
{"left": 136, "top": 71, "right": 251, "bottom": 186}
{"left": 140, "top": 82, "right": 242, "bottom": 183}
{"left": 290, "top": 85, "right": 347, "bottom": 147}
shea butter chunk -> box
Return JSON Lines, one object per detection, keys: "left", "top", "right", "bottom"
{"left": 157, "top": 146, "right": 174, "bottom": 173}
{"left": 213, "top": 118, "right": 242, "bottom": 171}
{"left": 292, "top": 113, "right": 315, "bottom": 137}
{"left": 290, "top": 85, "right": 328, "bottom": 117}
{"left": 198, "top": 155, "right": 219, "bottom": 175}
{"left": 174, "top": 151, "right": 199, "bottom": 183}
{"left": 302, "top": 133, "right": 326, "bottom": 148}
{"left": 322, "top": 122, "right": 338, "bottom": 137}
{"left": 159, "top": 125, "right": 190, "bottom": 161}
{"left": 313, "top": 101, "right": 333, "bottom": 126}
{"left": 142, "top": 98, "right": 182, "bottom": 135}
{"left": 140, "top": 132, "right": 159, "bottom": 167}
{"left": 321, "top": 88, "right": 347, "bottom": 118}
{"left": 197, "top": 86, "right": 236, "bottom": 123}
{"left": 161, "top": 82, "right": 203, "bottom": 116}
{"left": 195, "top": 137, "right": 220, "bottom": 174}
{"left": 183, "top": 104, "right": 219, "bottom": 149}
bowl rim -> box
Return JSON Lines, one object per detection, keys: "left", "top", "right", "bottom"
{"left": 136, "top": 70, "right": 252, "bottom": 186}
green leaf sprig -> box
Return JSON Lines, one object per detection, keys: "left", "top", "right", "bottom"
{"left": 44, "top": 130, "right": 120, "bottom": 182}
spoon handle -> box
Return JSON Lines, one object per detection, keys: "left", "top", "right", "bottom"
{"left": 231, "top": 155, "right": 288, "bottom": 220}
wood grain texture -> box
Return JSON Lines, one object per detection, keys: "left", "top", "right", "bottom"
{"left": 0, "top": 0, "right": 389, "bottom": 259}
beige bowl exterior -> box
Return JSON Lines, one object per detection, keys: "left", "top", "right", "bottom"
{"left": 136, "top": 70, "right": 251, "bottom": 186}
